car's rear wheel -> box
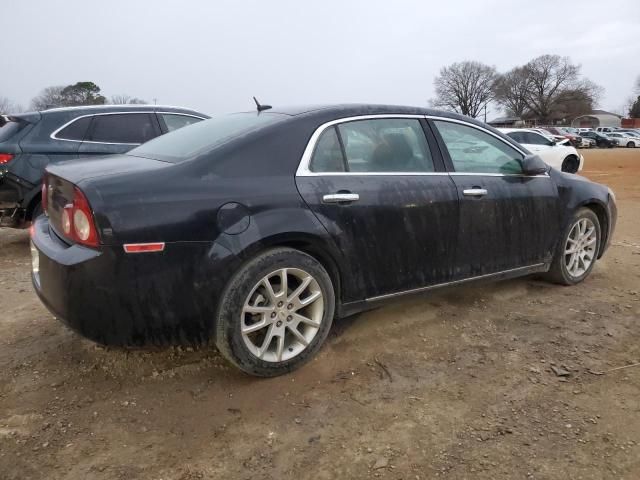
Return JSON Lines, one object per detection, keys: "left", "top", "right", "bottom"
{"left": 545, "top": 208, "right": 601, "bottom": 285}
{"left": 561, "top": 155, "right": 579, "bottom": 174}
{"left": 215, "top": 248, "right": 335, "bottom": 377}
{"left": 627, "top": 141, "right": 635, "bottom": 148}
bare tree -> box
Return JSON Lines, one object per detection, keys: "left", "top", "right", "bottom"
{"left": 431, "top": 61, "right": 498, "bottom": 118}
{"left": 30, "top": 86, "right": 65, "bottom": 110}
{"left": 493, "top": 67, "right": 531, "bottom": 117}
{"left": 0, "top": 96, "right": 23, "bottom": 114}
{"left": 109, "top": 94, "right": 148, "bottom": 105}
{"left": 523, "top": 55, "right": 582, "bottom": 122}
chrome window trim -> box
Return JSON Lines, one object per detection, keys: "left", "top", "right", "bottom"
{"left": 50, "top": 111, "right": 206, "bottom": 145}
{"left": 296, "top": 114, "right": 428, "bottom": 177}
{"left": 295, "top": 114, "right": 549, "bottom": 178}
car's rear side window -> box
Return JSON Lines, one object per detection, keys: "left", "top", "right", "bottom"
{"left": 434, "top": 121, "right": 523, "bottom": 174}
{"left": 160, "top": 113, "right": 203, "bottom": 132}
{"left": 86, "top": 113, "right": 157, "bottom": 144}
{"left": 55, "top": 116, "right": 92, "bottom": 141}
{"left": 310, "top": 127, "right": 346, "bottom": 172}
{"left": 310, "top": 118, "right": 435, "bottom": 173}
{"left": 128, "top": 113, "right": 285, "bottom": 163}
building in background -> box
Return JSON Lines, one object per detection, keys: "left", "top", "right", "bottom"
{"left": 571, "top": 110, "right": 622, "bottom": 129}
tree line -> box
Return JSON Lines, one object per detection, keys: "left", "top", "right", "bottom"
{"left": 0, "top": 82, "right": 147, "bottom": 114}
{"left": 430, "top": 54, "right": 613, "bottom": 122}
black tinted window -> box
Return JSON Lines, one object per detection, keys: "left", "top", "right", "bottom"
{"left": 524, "top": 132, "right": 550, "bottom": 145}
{"left": 55, "top": 116, "right": 91, "bottom": 141}
{"left": 507, "top": 132, "right": 527, "bottom": 144}
{"left": 161, "top": 113, "right": 203, "bottom": 132}
{"left": 87, "top": 113, "right": 156, "bottom": 144}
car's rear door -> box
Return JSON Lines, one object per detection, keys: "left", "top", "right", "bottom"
{"left": 78, "top": 112, "right": 161, "bottom": 156}
{"left": 430, "top": 119, "right": 560, "bottom": 278}
{"left": 295, "top": 116, "right": 459, "bottom": 302}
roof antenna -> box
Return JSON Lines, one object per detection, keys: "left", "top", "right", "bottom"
{"left": 253, "top": 96, "right": 272, "bottom": 112}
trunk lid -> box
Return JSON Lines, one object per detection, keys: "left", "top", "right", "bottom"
{"left": 45, "top": 154, "right": 171, "bottom": 243}
{"left": 46, "top": 154, "right": 169, "bottom": 184}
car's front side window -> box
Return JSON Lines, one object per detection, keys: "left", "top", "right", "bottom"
{"left": 433, "top": 121, "right": 523, "bottom": 174}
{"left": 525, "top": 132, "right": 551, "bottom": 145}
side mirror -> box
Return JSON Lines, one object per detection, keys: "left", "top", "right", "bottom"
{"left": 549, "top": 140, "right": 556, "bottom": 146}
{"left": 521, "top": 154, "right": 548, "bottom": 175}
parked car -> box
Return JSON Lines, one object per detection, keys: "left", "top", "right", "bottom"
{"left": 31, "top": 104, "right": 617, "bottom": 377}
{"left": 579, "top": 137, "right": 597, "bottom": 148}
{"left": 540, "top": 126, "right": 582, "bottom": 148}
{"left": 577, "top": 128, "right": 594, "bottom": 133}
{"left": 595, "top": 127, "right": 618, "bottom": 133}
{"left": 606, "top": 132, "right": 640, "bottom": 148}
{"left": 499, "top": 128, "right": 584, "bottom": 173}
{"left": 579, "top": 131, "right": 617, "bottom": 148}
{"left": 615, "top": 129, "right": 640, "bottom": 138}
{"left": 0, "top": 105, "right": 209, "bottom": 227}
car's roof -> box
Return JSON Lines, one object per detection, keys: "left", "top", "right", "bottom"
{"left": 34, "top": 104, "right": 209, "bottom": 117}
{"left": 250, "top": 103, "right": 483, "bottom": 123}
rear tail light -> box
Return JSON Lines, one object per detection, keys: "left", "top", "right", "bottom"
{"left": 59, "top": 187, "right": 99, "bottom": 248}
{"left": 0, "top": 153, "right": 14, "bottom": 164}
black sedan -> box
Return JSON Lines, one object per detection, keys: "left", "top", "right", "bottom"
{"left": 31, "top": 104, "right": 617, "bottom": 377}
{"left": 579, "top": 131, "right": 617, "bottom": 148}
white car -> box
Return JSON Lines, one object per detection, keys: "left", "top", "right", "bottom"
{"left": 606, "top": 132, "right": 639, "bottom": 148}
{"left": 499, "top": 128, "right": 584, "bottom": 174}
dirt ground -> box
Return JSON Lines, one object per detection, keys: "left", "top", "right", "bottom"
{"left": 1, "top": 148, "right": 639, "bottom": 480}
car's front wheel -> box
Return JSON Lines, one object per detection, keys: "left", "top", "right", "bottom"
{"left": 215, "top": 248, "right": 335, "bottom": 377}
{"left": 545, "top": 208, "right": 601, "bottom": 285}
{"left": 561, "top": 155, "right": 579, "bottom": 174}
{"left": 627, "top": 141, "right": 635, "bottom": 148}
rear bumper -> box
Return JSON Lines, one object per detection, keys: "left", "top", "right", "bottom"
{"left": 31, "top": 216, "right": 238, "bottom": 346}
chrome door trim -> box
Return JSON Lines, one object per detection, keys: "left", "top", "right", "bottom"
{"left": 296, "top": 114, "right": 426, "bottom": 177}
{"left": 365, "top": 263, "right": 546, "bottom": 303}
{"left": 295, "top": 113, "right": 550, "bottom": 178}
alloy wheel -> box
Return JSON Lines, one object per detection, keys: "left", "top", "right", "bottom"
{"left": 241, "top": 268, "right": 324, "bottom": 362}
{"left": 564, "top": 218, "right": 597, "bottom": 278}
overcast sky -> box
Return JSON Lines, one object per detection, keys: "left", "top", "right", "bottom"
{"left": 3, "top": 0, "right": 639, "bottom": 118}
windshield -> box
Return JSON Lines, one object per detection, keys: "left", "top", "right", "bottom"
{"left": 128, "top": 112, "right": 286, "bottom": 163}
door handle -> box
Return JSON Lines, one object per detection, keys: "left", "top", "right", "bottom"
{"left": 322, "top": 193, "right": 360, "bottom": 204}
{"left": 463, "top": 188, "right": 488, "bottom": 197}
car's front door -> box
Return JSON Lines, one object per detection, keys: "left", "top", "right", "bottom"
{"left": 296, "top": 116, "right": 460, "bottom": 302}
{"left": 430, "top": 119, "right": 561, "bottom": 278}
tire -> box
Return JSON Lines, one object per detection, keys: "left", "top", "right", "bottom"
{"left": 215, "top": 247, "right": 335, "bottom": 377}
{"left": 544, "top": 208, "right": 601, "bottom": 286}
{"left": 561, "top": 155, "right": 579, "bottom": 174}
{"left": 627, "top": 141, "right": 635, "bottom": 148}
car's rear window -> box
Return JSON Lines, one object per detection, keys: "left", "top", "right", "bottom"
{"left": 0, "top": 120, "right": 26, "bottom": 143}
{"left": 128, "top": 112, "right": 285, "bottom": 163}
